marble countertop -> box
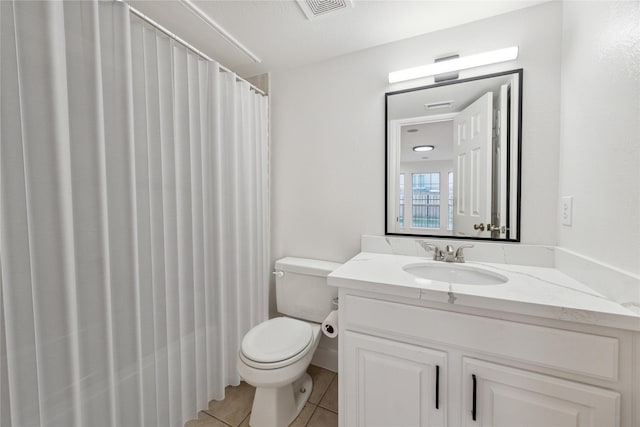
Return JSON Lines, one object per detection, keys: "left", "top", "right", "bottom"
{"left": 328, "top": 252, "right": 640, "bottom": 331}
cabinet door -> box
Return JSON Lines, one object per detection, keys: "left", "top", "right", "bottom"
{"left": 343, "top": 331, "right": 446, "bottom": 427}
{"left": 462, "top": 358, "right": 620, "bottom": 427}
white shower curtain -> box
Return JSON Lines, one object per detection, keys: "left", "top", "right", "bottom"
{"left": 0, "top": 1, "right": 269, "bottom": 426}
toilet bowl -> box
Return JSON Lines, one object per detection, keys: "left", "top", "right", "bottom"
{"left": 237, "top": 317, "right": 322, "bottom": 427}
{"left": 237, "top": 257, "right": 341, "bottom": 427}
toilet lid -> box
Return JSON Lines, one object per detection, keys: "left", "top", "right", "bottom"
{"left": 241, "top": 317, "right": 313, "bottom": 363}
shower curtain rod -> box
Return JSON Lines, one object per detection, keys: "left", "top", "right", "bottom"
{"left": 123, "top": 1, "right": 267, "bottom": 96}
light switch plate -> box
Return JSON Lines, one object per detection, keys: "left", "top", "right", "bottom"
{"left": 561, "top": 196, "right": 573, "bottom": 226}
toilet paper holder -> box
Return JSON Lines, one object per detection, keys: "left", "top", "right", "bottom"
{"left": 322, "top": 300, "right": 339, "bottom": 338}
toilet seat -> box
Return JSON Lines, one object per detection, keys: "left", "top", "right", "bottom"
{"left": 241, "top": 317, "right": 315, "bottom": 369}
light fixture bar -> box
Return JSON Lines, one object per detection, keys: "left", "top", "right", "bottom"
{"left": 389, "top": 46, "right": 518, "bottom": 84}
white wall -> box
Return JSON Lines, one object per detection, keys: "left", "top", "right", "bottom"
{"left": 271, "top": 1, "right": 562, "bottom": 266}
{"left": 558, "top": 1, "right": 640, "bottom": 275}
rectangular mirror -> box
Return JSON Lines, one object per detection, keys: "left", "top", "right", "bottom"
{"left": 386, "top": 69, "right": 522, "bottom": 241}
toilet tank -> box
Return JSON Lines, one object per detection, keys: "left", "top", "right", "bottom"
{"left": 275, "top": 257, "right": 342, "bottom": 323}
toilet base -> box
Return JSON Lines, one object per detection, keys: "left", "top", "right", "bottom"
{"left": 249, "top": 373, "right": 312, "bottom": 427}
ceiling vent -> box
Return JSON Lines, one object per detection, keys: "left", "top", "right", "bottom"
{"left": 296, "top": 0, "right": 354, "bottom": 19}
{"left": 425, "top": 101, "right": 454, "bottom": 110}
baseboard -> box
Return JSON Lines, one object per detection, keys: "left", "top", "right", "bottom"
{"left": 311, "top": 346, "right": 338, "bottom": 373}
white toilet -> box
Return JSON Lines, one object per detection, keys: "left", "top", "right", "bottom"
{"left": 237, "top": 257, "right": 341, "bottom": 427}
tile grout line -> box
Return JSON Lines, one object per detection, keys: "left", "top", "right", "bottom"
{"left": 304, "top": 404, "right": 319, "bottom": 427}
{"left": 316, "top": 374, "right": 338, "bottom": 414}
{"left": 203, "top": 409, "right": 234, "bottom": 427}
{"left": 240, "top": 412, "right": 251, "bottom": 427}
{"left": 316, "top": 373, "right": 337, "bottom": 404}
{"left": 317, "top": 405, "right": 338, "bottom": 415}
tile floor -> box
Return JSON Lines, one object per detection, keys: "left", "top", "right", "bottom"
{"left": 185, "top": 365, "right": 338, "bottom": 427}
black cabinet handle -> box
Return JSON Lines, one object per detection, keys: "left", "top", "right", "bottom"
{"left": 472, "top": 374, "right": 477, "bottom": 421}
{"left": 435, "top": 365, "right": 440, "bottom": 409}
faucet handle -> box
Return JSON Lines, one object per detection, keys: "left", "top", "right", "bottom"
{"left": 445, "top": 244, "right": 454, "bottom": 254}
{"left": 454, "top": 244, "right": 474, "bottom": 262}
{"left": 418, "top": 241, "right": 444, "bottom": 260}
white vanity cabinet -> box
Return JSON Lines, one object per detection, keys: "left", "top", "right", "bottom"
{"left": 339, "top": 292, "right": 632, "bottom": 427}
{"left": 461, "top": 358, "right": 619, "bottom": 427}
{"left": 343, "top": 331, "right": 446, "bottom": 427}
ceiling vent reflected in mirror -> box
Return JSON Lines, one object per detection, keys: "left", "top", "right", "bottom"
{"left": 425, "top": 101, "right": 454, "bottom": 110}
{"left": 296, "top": 0, "right": 354, "bottom": 19}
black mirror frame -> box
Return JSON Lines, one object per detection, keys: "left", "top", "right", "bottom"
{"left": 384, "top": 68, "right": 523, "bottom": 242}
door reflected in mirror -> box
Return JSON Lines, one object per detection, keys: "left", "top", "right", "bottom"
{"left": 386, "top": 69, "right": 522, "bottom": 241}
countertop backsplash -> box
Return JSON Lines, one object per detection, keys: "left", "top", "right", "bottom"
{"left": 361, "top": 235, "right": 640, "bottom": 309}
{"left": 362, "top": 235, "right": 555, "bottom": 267}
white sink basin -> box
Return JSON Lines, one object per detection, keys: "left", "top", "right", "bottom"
{"left": 403, "top": 262, "right": 508, "bottom": 285}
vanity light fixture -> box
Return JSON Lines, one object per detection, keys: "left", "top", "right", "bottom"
{"left": 413, "top": 145, "right": 435, "bottom": 152}
{"left": 388, "top": 46, "right": 519, "bottom": 84}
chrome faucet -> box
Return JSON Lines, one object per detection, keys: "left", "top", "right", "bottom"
{"left": 443, "top": 245, "right": 456, "bottom": 262}
{"left": 418, "top": 241, "right": 474, "bottom": 263}
{"left": 417, "top": 241, "right": 444, "bottom": 261}
{"left": 453, "top": 244, "right": 474, "bottom": 263}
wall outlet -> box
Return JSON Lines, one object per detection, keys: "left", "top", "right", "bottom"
{"left": 561, "top": 196, "right": 573, "bottom": 226}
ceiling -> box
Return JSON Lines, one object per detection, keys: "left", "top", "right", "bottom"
{"left": 387, "top": 73, "right": 515, "bottom": 120}
{"left": 128, "top": 0, "right": 546, "bottom": 78}
{"left": 401, "top": 121, "right": 453, "bottom": 163}
{"left": 392, "top": 72, "right": 518, "bottom": 163}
